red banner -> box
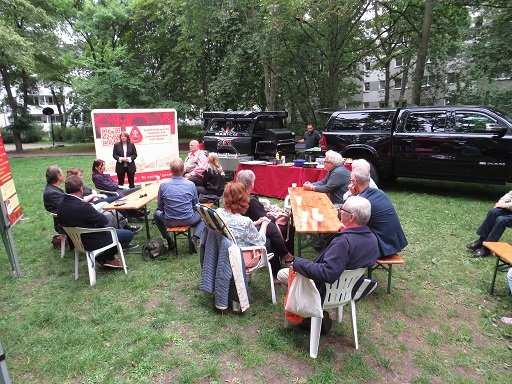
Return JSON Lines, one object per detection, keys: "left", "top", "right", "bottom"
{"left": 0, "top": 133, "right": 22, "bottom": 226}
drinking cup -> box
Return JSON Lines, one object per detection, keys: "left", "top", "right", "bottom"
{"left": 316, "top": 214, "right": 324, "bottom": 227}
{"left": 295, "top": 196, "right": 302, "bottom": 206}
{"left": 292, "top": 183, "right": 297, "bottom": 190}
{"left": 300, "top": 210, "right": 309, "bottom": 224}
{"left": 311, "top": 208, "right": 319, "bottom": 218}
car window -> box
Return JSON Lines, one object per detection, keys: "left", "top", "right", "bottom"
{"left": 254, "top": 118, "right": 284, "bottom": 134}
{"left": 454, "top": 112, "right": 497, "bottom": 133}
{"left": 328, "top": 111, "right": 393, "bottom": 131}
{"left": 404, "top": 111, "right": 449, "bottom": 133}
{"left": 207, "top": 120, "right": 251, "bottom": 133}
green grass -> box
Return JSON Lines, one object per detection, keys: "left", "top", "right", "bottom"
{"left": 1, "top": 156, "right": 512, "bottom": 383}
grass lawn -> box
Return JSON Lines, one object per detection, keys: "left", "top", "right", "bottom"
{"left": 1, "top": 155, "right": 512, "bottom": 383}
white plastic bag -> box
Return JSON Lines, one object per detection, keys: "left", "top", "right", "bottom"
{"left": 285, "top": 273, "right": 323, "bottom": 318}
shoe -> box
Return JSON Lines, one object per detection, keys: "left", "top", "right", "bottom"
{"left": 128, "top": 225, "right": 142, "bottom": 234}
{"left": 95, "top": 258, "right": 104, "bottom": 268}
{"left": 500, "top": 316, "right": 512, "bottom": 325}
{"left": 467, "top": 239, "right": 483, "bottom": 251}
{"left": 102, "top": 259, "right": 124, "bottom": 269}
{"left": 472, "top": 246, "right": 490, "bottom": 257}
{"left": 123, "top": 243, "right": 139, "bottom": 250}
{"left": 189, "top": 237, "right": 198, "bottom": 253}
{"left": 321, "top": 311, "right": 332, "bottom": 335}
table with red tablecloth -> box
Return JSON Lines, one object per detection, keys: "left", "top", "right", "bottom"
{"left": 234, "top": 164, "right": 329, "bottom": 199}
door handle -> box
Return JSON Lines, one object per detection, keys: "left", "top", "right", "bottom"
{"left": 455, "top": 141, "right": 466, "bottom": 145}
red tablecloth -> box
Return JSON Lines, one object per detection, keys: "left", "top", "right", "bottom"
{"left": 235, "top": 164, "right": 328, "bottom": 199}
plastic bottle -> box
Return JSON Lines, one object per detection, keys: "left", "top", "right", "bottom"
{"left": 275, "top": 152, "right": 280, "bottom": 161}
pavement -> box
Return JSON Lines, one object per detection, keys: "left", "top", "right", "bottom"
{"left": 4, "top": 143, "right": 95, "bottom": 157}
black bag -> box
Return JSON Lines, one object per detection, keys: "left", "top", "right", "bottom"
{"left": 199, "top": 193, "right": 220, "bottom": 204}
{"left": 141, "top": 239, "right": 168, "bottom": 260}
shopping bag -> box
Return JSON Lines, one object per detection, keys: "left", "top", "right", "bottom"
{"left": 285, "top": 270, "right": 323, "bottom": 318}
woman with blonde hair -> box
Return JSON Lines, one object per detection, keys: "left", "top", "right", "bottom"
{"left": 197, "top": 152, "right": 226, "bottom": 197}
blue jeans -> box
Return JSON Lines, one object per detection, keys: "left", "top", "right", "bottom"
{"left": 154, "top": 209, "right": 205, "bottom": 241}
{"left": 476, "top": 208, "right": 512, "bottom": 242}
{"left": 508, "top": 268, "right": 512, "bottom": 294}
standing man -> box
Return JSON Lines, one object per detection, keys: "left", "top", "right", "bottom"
{"left": 298, "top": 123, "right": 321, "bottom": 149}
{"left": 303, "top": 150, "right": 350, "bottom": 205}
{"left": 154, "top": 159, "right": 205, "bottom": 252}
{"left": 113, "top": 132, "right": 138, "bottom": 188}
{"left": 466, "top": 190, "right": 512, "bottom": 257}
{"left": 347, "top": 167, "right": 408, "bottom": 257}
{"left": 57, "top": 175, "right": 136, "bottom": 269}
{"left": 184, "top": 140, "right": 208, "bottom": 186}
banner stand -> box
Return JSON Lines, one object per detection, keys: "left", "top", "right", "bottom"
{"left": 0, "top": 212, "right": 20, "bottom": 278}
{"left": 0, "top": 339, "right": 11, "bottom": 384}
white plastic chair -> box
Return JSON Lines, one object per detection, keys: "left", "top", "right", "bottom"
{"left": 310, "top": 268, "right": 367, "bottom": 358}
{"left": 49, "top": 212, "right": 66, "bottom": 258}
{"left": 62, "top": 226, "right": 127, "bottom": 286}
{"left": 195, "top": 204, "right": 276, "bottom": 304}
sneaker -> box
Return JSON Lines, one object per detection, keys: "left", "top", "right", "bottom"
{"left": 102, "top": 259, "right": 124, "bottom": 269}
{"left": 123, "top": 243, "right": 139, "bottom": 250}
{"left": 501, "top": 316, "right": 512, "bottom": 325}
{"left": 128, "top": 225, "right": 142, "bottom": 234}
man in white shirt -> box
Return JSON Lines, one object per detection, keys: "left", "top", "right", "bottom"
{"left": 184, "top": 140, "right": 208, "bottom": 186}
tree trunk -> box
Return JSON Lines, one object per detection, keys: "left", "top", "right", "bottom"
{"left": 412, "top": 0, "right": 434, "bottom": 106}
{"left": 0, "top": 64, "right": 23, "bottom": 152}
{"left": 50, "top": 87, "right": 67, "bottom": 130}
{"left": 384, "top": 60, "right": 391, "bottom": 107}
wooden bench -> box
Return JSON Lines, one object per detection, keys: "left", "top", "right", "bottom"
{"left": 367, "top": 253, "right": 404, "bottom": 294}
{"left": 483, "top": 241, "right": 512, "bottom": 295}
{"left": 166, "top": 203, "right": 214, "bottom": 255}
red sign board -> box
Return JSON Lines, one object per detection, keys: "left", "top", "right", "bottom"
{"left": 0, "top": 133, "right": 22, "bottom": 226}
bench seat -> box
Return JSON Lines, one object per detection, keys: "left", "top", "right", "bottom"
{"left": 367, "top": 253, "right": 404, "bottom": 293}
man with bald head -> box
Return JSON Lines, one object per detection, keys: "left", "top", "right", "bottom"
{"left": 184, "top": 140, "right": 208, "bottom": 186}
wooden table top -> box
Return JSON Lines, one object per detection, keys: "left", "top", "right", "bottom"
{"left": 483, "top": 241, "right": 512, "bottom": 264}
{"left": 103, "top": 183, "right": 160, "bottom": 211}
{"left": 287, "top": 187, "right": 342, "bottom": 234}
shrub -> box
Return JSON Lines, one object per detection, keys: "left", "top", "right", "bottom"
{"left": 178, "top": 124, "right": 204, "bottom": 140}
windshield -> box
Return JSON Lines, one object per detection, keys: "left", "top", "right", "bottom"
{"left": 488, "top": 106, "right": 512, "bottom": 125}
{"left": 207, "top": 120, "right": 252, "bottom": 134}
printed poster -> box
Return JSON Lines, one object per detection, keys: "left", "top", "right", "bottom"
{"left": 0, "top": 133, "right": 22, "bottom": 226}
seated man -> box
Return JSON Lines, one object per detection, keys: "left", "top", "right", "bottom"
{"left": 43, "top": 165, "right": 65, "bottom": 233}
{"left": 184, "top": 140, "right": 208, "bottom": 186}
{"left": 467, "top": 190, "right": 512, "bottom": 257}
{"left": 302, "top": 150, "right": 350, "bottom": 205}
{"left": 154, "top": 159, "right": 205, "bottom": 252}
{"left": 277, "top": 196, "right": 380, "bottom": 331}
{"left": 347, "top": 166, "right": 408, "bottom": 257}
{"left": 57, "top": 175, "right": 136, "bottom": 269}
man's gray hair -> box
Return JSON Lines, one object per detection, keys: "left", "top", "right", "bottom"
{"left": 324, "top": 150, "right": 344, "bottom": 166}
{"left": 351, "top": 159, "right": 371, "bottom": 174}
{"left": 236, "top": 169, "right": 256, "bottom": 190}
{"left": 344, "top": 196, "right": 372, "bottom": 225}
{"left": 351, "top": 164, "right": 371, "bottom": 184}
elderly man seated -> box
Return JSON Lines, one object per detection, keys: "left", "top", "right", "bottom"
{"left": 302, "top": 150, "right": 350, "bottom": 205}
{"left": 347, "top": 165, "right": 408, "bottom": 257}
{"left": 277, "top": 196, "right": 380, "bottom": 333}
{"left": 184, "top": 140, "right": 208, "bottom": 186}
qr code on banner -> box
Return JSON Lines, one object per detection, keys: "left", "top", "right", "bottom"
{"left": 100, "top": 127, "right": 122, "bottom": 147}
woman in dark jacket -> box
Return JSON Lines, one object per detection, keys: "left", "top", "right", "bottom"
{"left": 197, "top": 152, "right": 225, "bottom": 197}
{"left": 113, "top": 132, "right": 137, "bottom": 188}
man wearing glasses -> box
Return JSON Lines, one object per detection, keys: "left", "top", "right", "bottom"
{"left": 347, "top": 165, "right": 408, "bottom": 257}
{"left": 303, "top": 150, "right": 350, "bottom": 204}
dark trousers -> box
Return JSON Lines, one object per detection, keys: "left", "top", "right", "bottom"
{"left": 97, "top": 229, "right": 133, "bottom": 263}
{"left": 477, "top": 207, "right": 512, "bottom": 242}
{"left": 117, "top": 168, "right": 135, "bottom": 188}
{"left": 154, "top": 209, "right": 205, "bottom": 241}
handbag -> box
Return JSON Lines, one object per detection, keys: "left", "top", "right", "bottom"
{"left": 285, "top": 268, "right": 323, "bottom": 319}
{"left": 242, "top": 248, "right": 262, "bottom": 270}
{"left": 141, "top": 239, "right": 168, "bottom": 260}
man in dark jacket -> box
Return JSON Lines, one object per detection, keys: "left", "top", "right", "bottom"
{"left": 347, "top": 166, "right": 408, "bottom": 257}
{"left": 57, "top": 175, "right": 135, "bottom": 269}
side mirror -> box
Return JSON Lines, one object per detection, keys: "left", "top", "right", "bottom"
{"left": 485, "top": 123, "right": 507, "bottom": 137}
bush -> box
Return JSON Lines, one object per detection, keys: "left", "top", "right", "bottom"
{"left": 54, "top": 125, "right": 94, "bottom": 143}
{"left": 1, "top": 122, "right": 43, "bottom": 144}
{"left": 178, "top": 124, "right": 204, "bottom": 140}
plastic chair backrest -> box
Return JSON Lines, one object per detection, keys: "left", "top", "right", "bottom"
{"left": 323, "top": 268, "right": 367, "bottom": 310}
{"left": 195, "top": 204, "right": 236, "bottom": 243}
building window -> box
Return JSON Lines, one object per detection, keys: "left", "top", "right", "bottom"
{"left": 379, "top": 80, "right": 386, "bottom": 90}
{"left": 446, "top": 72, "right": 455, "bottom": 84}
{"left": 421, "top": 75, "right": 432, "bottom": 87}
{"left": 363, "top": 102, "right": 370, "bottom": 109}
{"left": 365, "top": 61, "right": 371, "bottom": 71}
{"left": 394, "top": 78, "right": 402, "bottom": 89}
{"left": 364, "top": 82, "right": 370, "bottom": 92}
{"left": 27, "top": 95, "right": 39, "bottom": 106}
{"left": 395, "top": 57, "right": 403, "bottom": 67}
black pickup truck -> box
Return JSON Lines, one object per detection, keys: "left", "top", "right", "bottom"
{"left": 320, "top": 106, "right": 512, "bottom": 184}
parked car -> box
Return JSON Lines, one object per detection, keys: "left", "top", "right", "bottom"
{"left": 320, "top": 105, "right": 512, "bottom": 184}
{"left": 202, "top": 110, "right": 295, "bottom": 160}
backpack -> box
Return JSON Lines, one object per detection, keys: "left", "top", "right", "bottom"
{"left": 141, "top": 239, "right": 168, "bottom": 260}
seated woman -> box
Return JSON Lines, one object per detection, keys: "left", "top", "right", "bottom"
{"left": 197, "top": 152, "right": 225, "bottom": 198}
{"left": 216, "top": 182, "right": 270, "bottom": 248}
{"left": 236, "top": 170, "right": 295, "bottom": 272}
{"left": 91, "top": 159, "right": 138, "bottom": 197}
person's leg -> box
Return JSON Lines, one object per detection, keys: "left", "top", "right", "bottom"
{"left": 476, "top": 208, "right": 508, "bottom": 239}
{"left": 115, "top": 228, "right": 134, "bottom": 248}
{"left": 508, "top": 268, "right": 512, "bottom": 294}
{"left": 127, "top": 172, "right": 135, "bottom": 189}
{"left": 196, "top": 186, "right": 207, "bottom": 196}
{"left": 154, "top": 210, "right": 175, "bottom": 249}
{"left": 117, "top": 169, "right": 126, "bottom": 186}
{"left": 485, "top": 214, "right": 512, "bottom": 241}
{"left": 188, "top": 175, "right": 203, "bottom": 186}
{"left": 277, "top": 267, "right": 290, "bottom": 286}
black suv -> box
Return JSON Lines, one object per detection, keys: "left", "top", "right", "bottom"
{"left": 202, "top": 111, "right": 295, "bottom": 159}
{"left": 320, "top": 106, "right": 512, "bottom": 184}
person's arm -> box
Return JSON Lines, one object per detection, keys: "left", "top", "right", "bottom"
{"left": 496, "top": 190, "right": 512, "bottom": 209}
{"left": 293, "top": 236, "right": 349, "bottom": 284}
{"left": 113, "top": 143, "right": 123, "bottom": 162}
{"left": 314, "top": 167, "right": 349, "bottom": 193}
{"left": 128, "top": 143, "right": 137, "bottom": 162}
{"left": 243, "top": 218, "right": 267, "bottom": 246}
{"left": 157, "top": 185, "right": 164, "bottom": 211}
{"left": 246, "top": 196, "right": 267, "bottom": 221}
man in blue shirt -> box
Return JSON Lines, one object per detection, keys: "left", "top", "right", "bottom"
{"left": 154, "top": 159, "right": 205, "bottom": 251}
